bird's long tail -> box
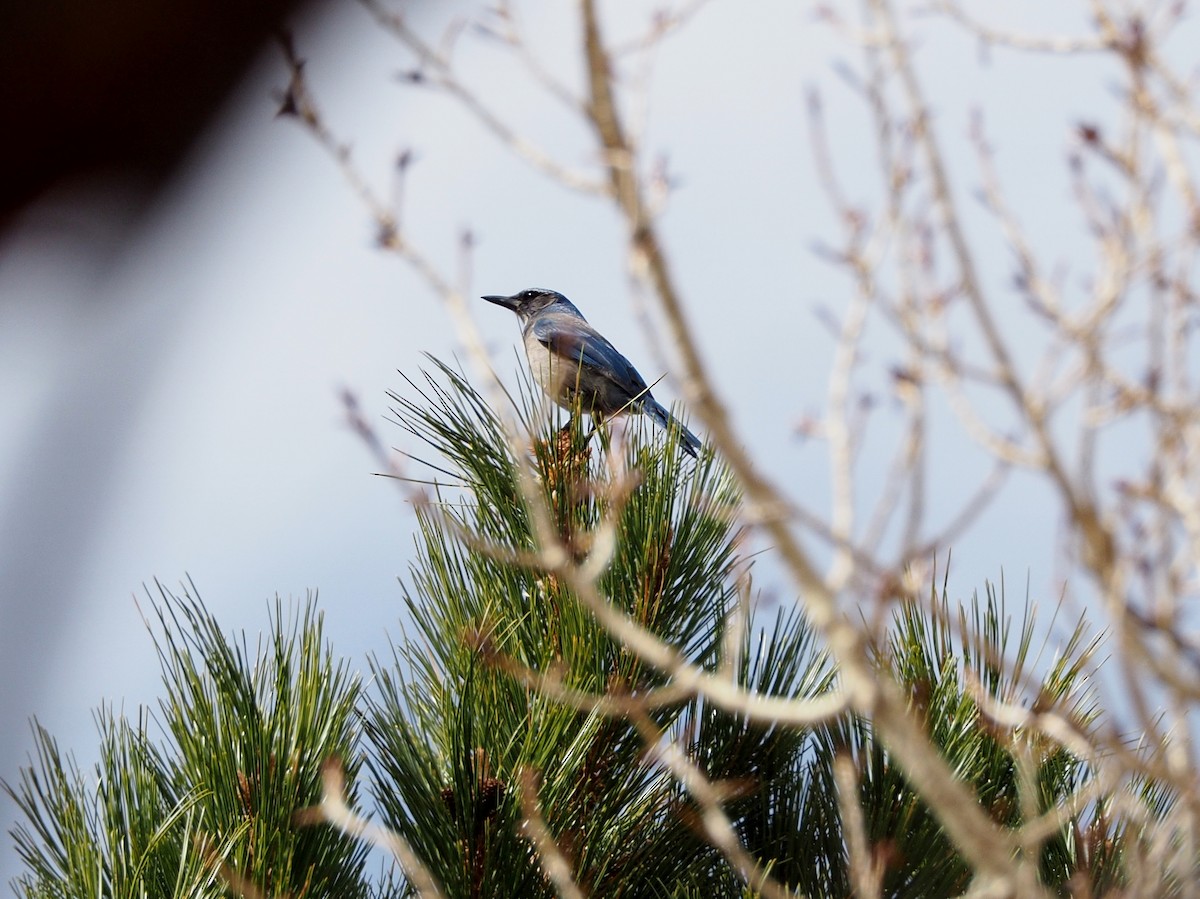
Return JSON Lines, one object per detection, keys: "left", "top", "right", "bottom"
{"left": 645, "top": 400, "right": 702, "bottom": 459}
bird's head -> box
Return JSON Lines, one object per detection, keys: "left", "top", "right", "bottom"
{"left": 482, "top": 288, "right": 580, "bottom": 322}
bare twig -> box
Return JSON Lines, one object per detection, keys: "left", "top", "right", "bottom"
{"left": 518, "top": 769, "right": 588, "bottom": 899}
{"left": 834, "top": 755, "right": 883, "bottom": 899}
{"left": 295, "top": 758, "right": 447, "bottom": 898}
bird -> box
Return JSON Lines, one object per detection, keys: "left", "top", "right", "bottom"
{"left": 483, "top": 288, "right": 701, "bottom": 458}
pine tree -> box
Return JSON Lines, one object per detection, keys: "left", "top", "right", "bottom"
{"left": 5, "top": 359, "right": 1163, "bottom": 897}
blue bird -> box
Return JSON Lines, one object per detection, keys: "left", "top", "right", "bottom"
{"left": 483, "top": 288, "right": 701, "bottom": 458}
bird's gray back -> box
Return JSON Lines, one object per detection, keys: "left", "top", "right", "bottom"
{"left": 524, "top": 309, "right": 652, "bottom": 415}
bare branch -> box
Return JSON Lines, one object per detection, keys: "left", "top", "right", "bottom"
{"left": 518, "top": 769, "right": 588, "bottom": 899}
{"left": 835, "top": 756, "right": 884, "bottom": 899}
{"left": 360, "top": 0, "right": 608, "bottom": 195}
{"left": 295, "top": 758, "right": 447, "bottom": 898}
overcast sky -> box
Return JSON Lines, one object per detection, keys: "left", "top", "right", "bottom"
{"left": 1, "top": 0, "right": 1176, "bottom": 885}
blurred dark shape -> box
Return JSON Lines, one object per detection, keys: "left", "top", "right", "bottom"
{"left": 0, "top": 2, "right": 336, "bottom": 883}
{"left": 0, "top": 0, "right": 326, "bottom": 230}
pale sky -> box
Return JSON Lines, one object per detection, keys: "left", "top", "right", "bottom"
{"left": 0, "top": 0, "right": 1167, "bottom": 885}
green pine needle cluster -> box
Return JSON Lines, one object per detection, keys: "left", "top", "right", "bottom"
{"left": 7, "top": 594, "right": 378, "bottom": 899}
{"left": 4, "top": 358, "right": 1166, "bottom": 897}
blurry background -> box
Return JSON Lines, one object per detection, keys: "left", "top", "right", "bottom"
{"left": 0, "top": 0, "right": 1135, "bottom": 887}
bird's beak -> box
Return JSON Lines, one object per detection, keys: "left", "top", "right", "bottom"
{"left": 482, "top": 294, "right": 517, "bottom": 310}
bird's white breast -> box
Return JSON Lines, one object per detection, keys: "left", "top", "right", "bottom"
{"left": 523, "top": 330, "right": 572, "bottom": 403}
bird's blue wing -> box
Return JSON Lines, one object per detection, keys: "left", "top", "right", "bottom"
{"left": 530, "top": 314, "right": 650, "bottom": 394}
